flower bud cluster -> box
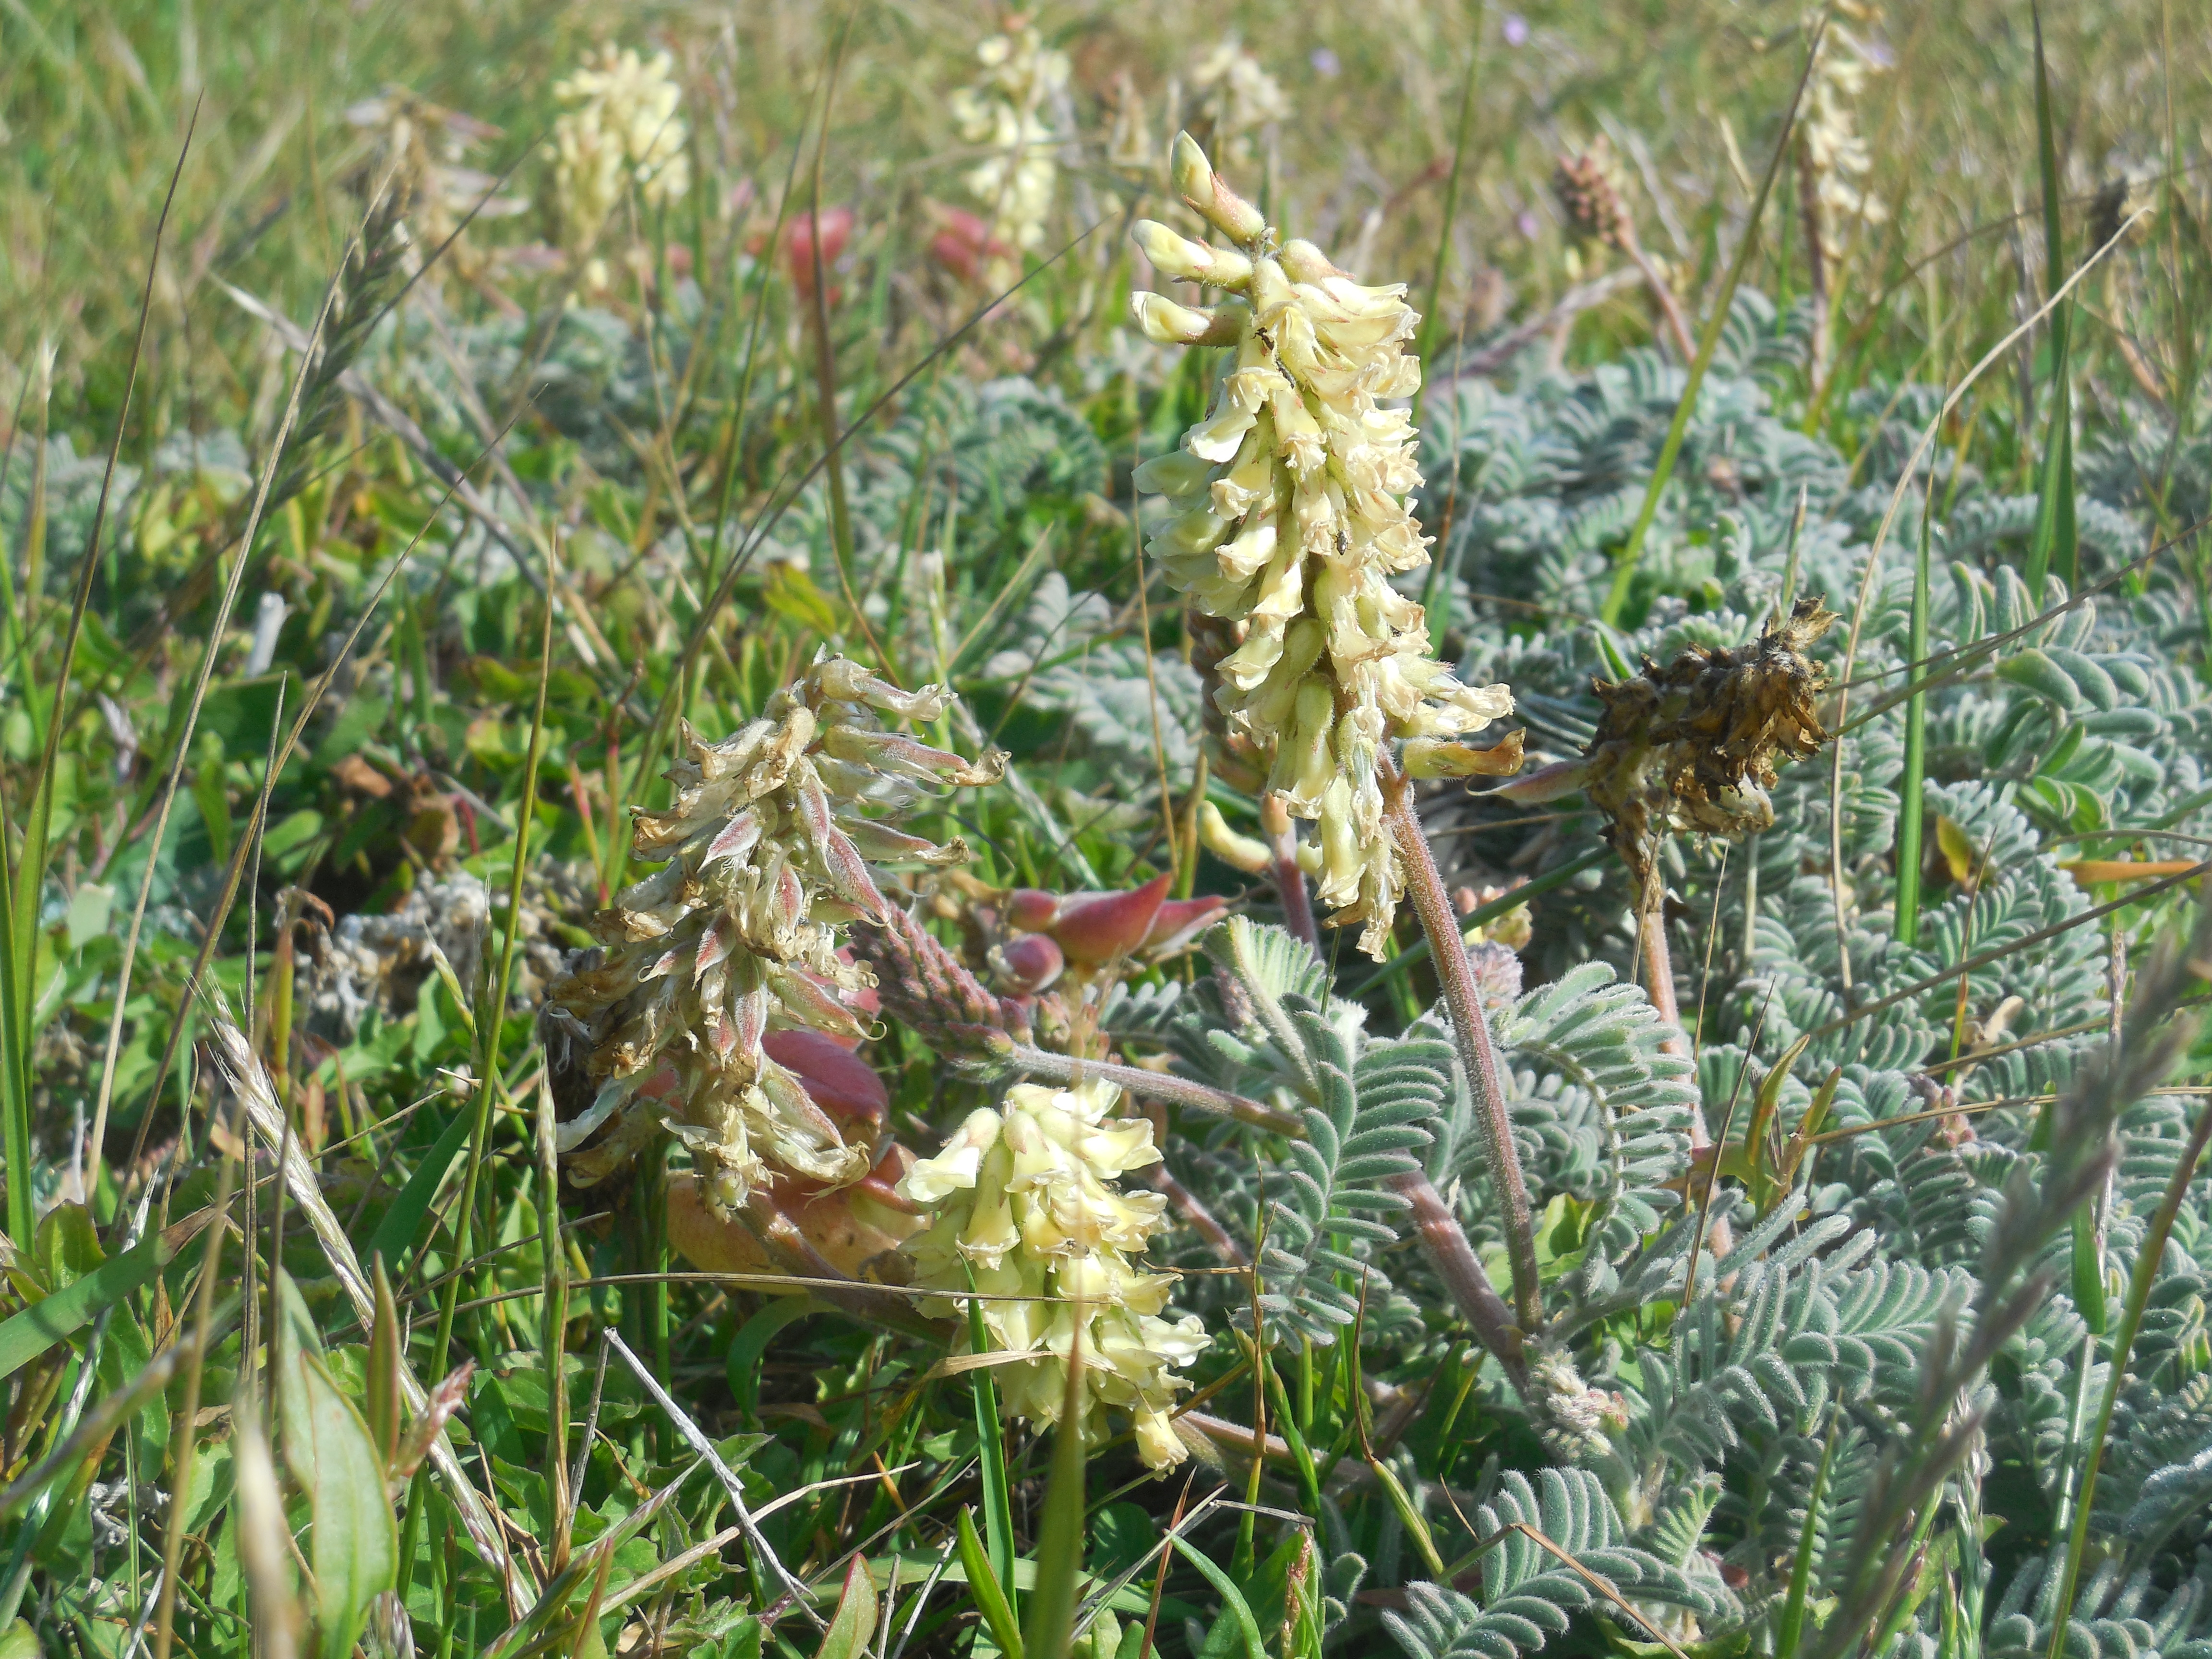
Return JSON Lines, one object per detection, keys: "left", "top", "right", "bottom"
{"left": 1527, "top": 1335, "right": 1630, "bottom": 1462}
{"left": 1128, "top": 133, "right": 1516, "bottom": 957}
{"left": 543, "top": 657, "right": 1003, "bottom": 1215}
{"left": 548, "top": 46, "right": 690, "bottom": 251}
{"left": 1187, "top": 37, "right": 1288, "bottom": 169}
{"left": 899, "top": 1079, "right": 1207, "bottom": 1469}
{"left": 947, "top": 20, "right": 1069, "bottom": 276}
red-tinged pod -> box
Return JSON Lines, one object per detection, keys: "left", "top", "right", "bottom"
{"left": 728, "top": 981, "right": 769, "bottom": 1061}
{"left": 988, "top": 932, "right": 1066, "bottom": 994}
{"left": 762, "top": 1028, "right": 890, "bottom": 1125}
{"left": 1142, "top": 895, "right": 1229, "bottom": 957}
{"left": 757, "top": 1060, "right": 847, "bottom": 1144}
{"left": 694, "top": 912, "right": 738, "bottom": 978}
{"left": 767, "top": 966, "right": 873, "bottom": 1041}
{"left": 698, "top": 806, "right": 762, "bottom": 870}
{"left": 817, "top": 826, "right": 890, "bottom": 920}
{"left": 1048, "top": 872, "right": 1172, "bottom": 964}
{"left": 1005, "top": 889, "right": 1062, "bottom": 932}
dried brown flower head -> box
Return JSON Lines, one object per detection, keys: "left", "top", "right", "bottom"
{"left": 1552, "top": 140, "right": 1632, "bottom": 251}
{"left": 1580, "top": 597, "right": 1837, "bottom": 895}
{"left": 541, "top": 657, "right": 1003, "bottom": 1215}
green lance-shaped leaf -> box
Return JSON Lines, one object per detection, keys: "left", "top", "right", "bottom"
{"left": 275, "top": 1274, "right": 398, "bottom": 1659}
{"left": 815, "top": 1557, "right": 879, "bottom": 1659}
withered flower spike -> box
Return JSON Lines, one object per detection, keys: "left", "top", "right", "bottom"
{"left": 1581, "top": 596, "right": 1838, "bottom": 897}
{"left": 541, "top": 655, "right": 1004, "bottom": 1217}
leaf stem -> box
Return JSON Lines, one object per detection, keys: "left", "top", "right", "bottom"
{"left": 996, "top": 1046, "right": 1305, "bottom": 1137}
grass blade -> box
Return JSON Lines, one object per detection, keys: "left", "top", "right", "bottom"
{"left": 1777, "top": 1413, "right": 1839, "bottom": 1655}
{"left": 1596, "top": 14, "right": 1827, "bottom": 627}
{"left": 1415, "top": 3, "right": 1486, "bottom": 642}
{"left": 1, "top": 112, "right": 196, "bottom": 1246}
{"left": 1170, "top": 1536, "right": 1265, "bottom": 1659}
{"left": 1022, "top": 1335, "right": 1088, "bottom": 1659}
{"left": 1893, "top": 473, "right": 1933, "bottom": 944}
{"left": 2045, "top": 1089, "right": 2212, "bottom": 1658}
{"left": 0, "top": 1206, "right": 216, "bottom": 1383}
{"left": 957, "top": 1506, "right": 1025, "bottom": 1659}
{"left": 964, "top": 1268, "right": 1019, "bottom": 1619}
{"left": 2025, "top": 1, "right": 2079, "bottom": 593}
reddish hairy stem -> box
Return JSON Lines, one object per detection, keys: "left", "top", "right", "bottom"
{"left": 1388, "top": 1169, "right": 1530, "bottom": 1398}
{"left": 1147, "top": 1164, "right": 1250, "bottom": 1268}
{"left": 1380, "top": 757, "right": 1544, "bottom": 1335}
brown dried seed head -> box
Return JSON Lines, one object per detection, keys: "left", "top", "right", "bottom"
{"left": 1552, "top": 141, "right": 1632, "bottom": 251}
{"left": 1581, "top": 597, "right": 1838, "bottom": 894}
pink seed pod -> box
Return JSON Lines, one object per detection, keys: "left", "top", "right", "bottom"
{"left": 1004, "top": 889, "right": 1062, "bottom": 932}
{"left": 1047, "top": 873, "right": 1170, "bottom": 964}
{"left": 988, "top": 932, "right": 1067, "bottom": 994}
{"left": 1141, "top": 895, "right": 1228, "bottom": 958}
{"left": 762, "top": 1028, "right": 889, "bottom": 1126}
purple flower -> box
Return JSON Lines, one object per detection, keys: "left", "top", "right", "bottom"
{"left": 1310, "top": 46, "right": 1341, "bottom": 76}
{"left": 1503, "top": 12, "right": 1529, "bottom": 46}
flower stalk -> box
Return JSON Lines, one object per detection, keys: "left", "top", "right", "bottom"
{"left": 1381, "top": 756, "right": 1543, "bottom": 1335}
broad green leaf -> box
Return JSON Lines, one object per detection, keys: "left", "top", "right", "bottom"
{"left": 276, "top": 1273, "right": 398, "bottom": 1659}
{"left": 33, "top": 1202, "right": 102, "bottom": 1291}
{"left": 815, "top": 1557, "right": 878, "bottom": 1659}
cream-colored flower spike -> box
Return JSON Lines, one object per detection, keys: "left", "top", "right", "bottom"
{"left": 1800, "top": 13, "right": 1889, "bottom": 232}
{"left": 549, "top": 46, "right": 690, "bottom": 250}
{"left": 543, "top": 657, "right": 1003, "bottom": 1216}
{"left": 899, "top": 1079, "right": 1207, "bottom": 1470}
{"left": 1130, "top": 133, "right": 1516, "bottom": 957}
{"left": 948, "top": 20, "right": 1070, "bottom": 274}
